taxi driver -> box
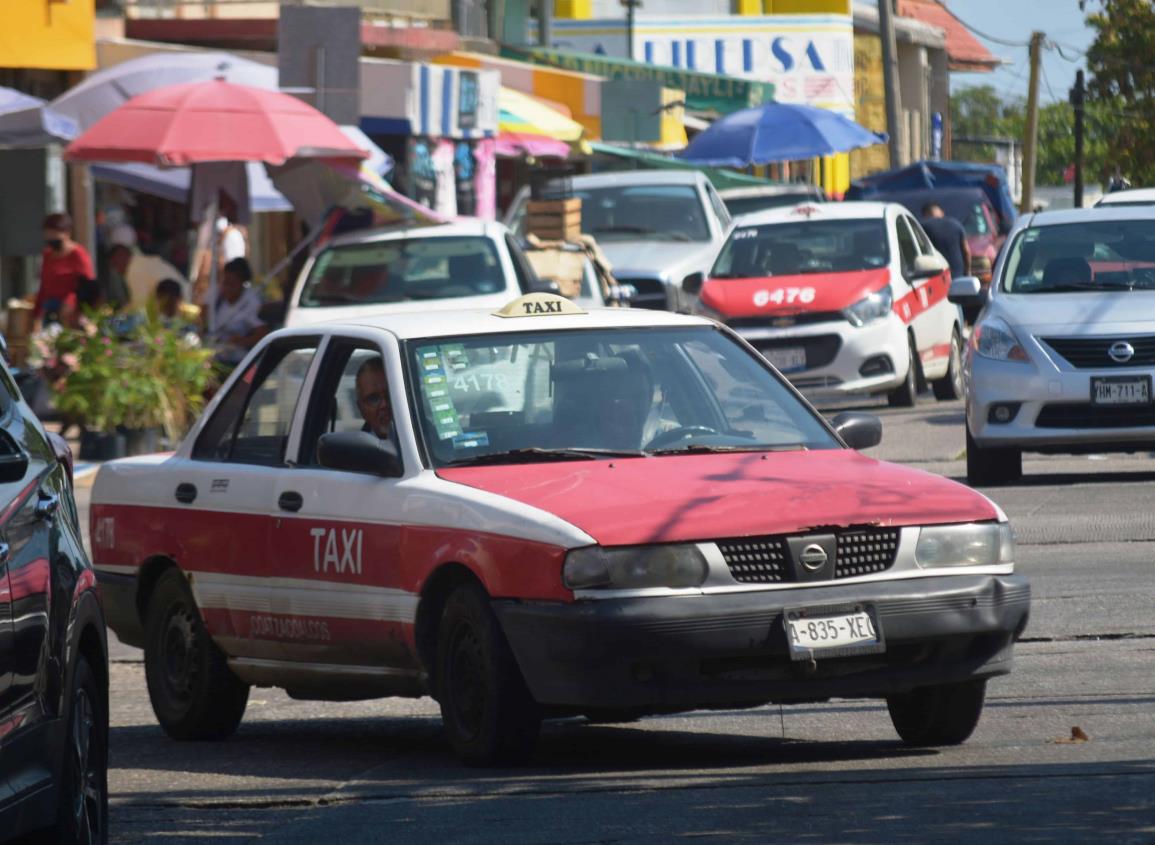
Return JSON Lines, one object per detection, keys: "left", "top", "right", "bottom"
{"left": 356, "top": 356, "right": 396, "bottom": 444}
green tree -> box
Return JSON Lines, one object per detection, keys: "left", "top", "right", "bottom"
{"left": 1086, "top": 0, "right": 1155, "bottom": 184}
{"left": 950, "top": 85, "right": 1023, "bottom": 161}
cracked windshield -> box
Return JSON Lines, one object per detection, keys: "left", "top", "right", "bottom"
{"left": 408, "top": 327, "right": 836, "bottom": 466}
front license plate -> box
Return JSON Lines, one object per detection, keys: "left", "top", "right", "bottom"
{"left": 784, "top": 604, "right": 884, "bottom": 661}
{"left": 765, "top": 346, "right": 806, "bottom": 373}
{"left": 1091, "top": 376, "right": 1151, "bottom": 406}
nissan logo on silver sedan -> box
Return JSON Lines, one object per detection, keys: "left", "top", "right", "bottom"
{"left": 1108, "top": 341, "right": 1135, "bottom": 363}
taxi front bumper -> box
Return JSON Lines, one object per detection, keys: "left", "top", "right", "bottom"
{"left": 494, "top": 574, "right": 1029, "bottom": 711}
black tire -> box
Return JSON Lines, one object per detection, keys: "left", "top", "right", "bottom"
{"left": 436, "top": 581, "right": 540, "bottom": 766}
{"left": 966, "top": 425, "right": 1023, "bottom": 487}
{"left": 143, "top": 568, "right": 249, "bottom": 740}
{"left": 41, "top": 655, "right": 108, "bottom": 845}
{"left": 887, "top": 679, "right": 987, "bottom": 747}
{"left": 888, "top": 335, "right": 919, "bottom": 408}
{"left": 932, "top": 327, "right": 965, "bottom": 401}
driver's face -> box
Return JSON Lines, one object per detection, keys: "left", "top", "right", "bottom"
{"left": 356, "top": 369, "right": 393, "bottom": 439}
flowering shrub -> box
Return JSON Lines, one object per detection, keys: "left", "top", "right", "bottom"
{"left": 36, "top": 308, "right": 218, "bottom": 443}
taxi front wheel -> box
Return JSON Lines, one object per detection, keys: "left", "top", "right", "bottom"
{"left": 436, "top": 581, "right": 541, "bottom": 766}
{"left": 144, "top": 568, "right": 250, "bottom": 741}
{"left": 886, "top": 679, "right": 986, "bottom": 746}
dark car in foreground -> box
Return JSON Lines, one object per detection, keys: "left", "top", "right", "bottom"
{"left": 0, "top": 356, "right": 108, "bottom": 843}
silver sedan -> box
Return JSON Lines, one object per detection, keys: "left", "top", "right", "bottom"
{"left": 963, "top": 206, "right": 1155, "bottom": 485}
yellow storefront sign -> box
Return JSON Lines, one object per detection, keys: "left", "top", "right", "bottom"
{"left": 1, "top": 0, "right": 96, "bottom": 71}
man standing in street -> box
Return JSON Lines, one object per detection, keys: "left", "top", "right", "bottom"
{"left": 921, "top": 202, "right": 970, "bottom": 279}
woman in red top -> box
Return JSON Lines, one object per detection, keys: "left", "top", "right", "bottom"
{"left": 36, "top": 212, "right": 95, "bottom": 326}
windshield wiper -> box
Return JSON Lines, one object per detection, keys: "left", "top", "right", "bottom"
{"left": 444, "top": 447, "right": 646, "bottom": 467}
{"left": 648, "top": 444, "right": 805, "bottom": 456}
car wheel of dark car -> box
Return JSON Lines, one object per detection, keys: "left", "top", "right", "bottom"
{"left": 39, "top": 654, "right": 108, "bottom": 845}
{"left": 886, "top": 678, "right": 987, "bottom": 746}
{"left": 932, "top": 327, "right": 965, "bottom": 401}
{"left": 887, "top": 335, "right": 919, "bottom": 408}
{"left": 965, "top": 426, "right": 1022, "bottom": 487}
{"left": 144, "top": 568, "right": 249, "bottom": 740}
{"left": 437, "top": 581, "right": 540, "bottom": 766}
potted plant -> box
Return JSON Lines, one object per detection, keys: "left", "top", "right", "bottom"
{"left": 36, "top": 308, "right": 218, "bottom": 459}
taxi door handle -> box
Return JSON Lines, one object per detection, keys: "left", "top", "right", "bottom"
{"left": 278, "top": 491, "right": 303, "bottom": 513}
{"left": 175, "top": 483, "right": 197, "bottom": 504}
{"left": 35, "top": 492, "right": 59, "bottom": 522}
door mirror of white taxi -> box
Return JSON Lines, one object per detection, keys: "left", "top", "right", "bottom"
{"left": 912, "top": 253, "right": 949, "bottom": 278}
{"left": 682, "top": 272, "right": 705, "bottom": 296}
{"left": 947, "top": 275, "right": 986, "bottom": 308}
{"left": 317, "top": 431, "right": 402, "bottom": 478}
{"left": 830, "top": 412, "right": 882, "bottom": 451}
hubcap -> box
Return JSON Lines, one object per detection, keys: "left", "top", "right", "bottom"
{"left": 448, "top": 622, "right": 486, "bottom": 742}
{"left": 71, "top": 687, "right": 103, "bottom": 845}
{"left": 161, "top": 603, "right": 199, "bottom": 701}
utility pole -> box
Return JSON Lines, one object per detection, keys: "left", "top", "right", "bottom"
{"left": 1020, "top": 31, "right": 1045, "bottom": 214}
{"left": 624, "top": 0, "right": 640, "bottom": 62}
{"left": 1070, "top": 69, "right": 1085, "bottom": 207}
{"left": 878, "top": 0, "right": 904, "bottom": 169}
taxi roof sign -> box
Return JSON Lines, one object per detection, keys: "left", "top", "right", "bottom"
{"left": 495, "top": 293, "right": 587, "bottom": 318}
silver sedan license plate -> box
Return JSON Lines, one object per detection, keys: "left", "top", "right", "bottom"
{"left": 1091, "top": 376, "right": 1151, "bottom": 406}
{"left": 784, "top": 604, "right": 884, "bottom": 661}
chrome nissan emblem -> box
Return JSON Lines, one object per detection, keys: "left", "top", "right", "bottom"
{"left": 799, "top": 544, "right": 828, "bottom": 571}
{"left": 1108, "top": 341, "right": 1135, "bottom": 363}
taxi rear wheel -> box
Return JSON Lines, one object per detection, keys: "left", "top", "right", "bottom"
{"left": 886, "top": 679, "right": 987, "bottom": 746}
{"left": 887, "top": 335, "right": 919, "bottom": 408}
{"left": 437, "top": 581, "right": 541, "bottom": 766}
{"left": 143, "top": 568, "right": 249, "bottom": 741}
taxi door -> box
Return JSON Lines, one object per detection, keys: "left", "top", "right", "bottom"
{"left": 267, "top": 335, "right": 416, "bottom": 672}
{"left": 176, "top": 336, "right": 322, "bottom": 660}
{"left": 896, "top": 214, "right": 953, "bottom": 371}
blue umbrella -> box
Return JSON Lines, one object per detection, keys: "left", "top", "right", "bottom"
{"left": 679, "top": 102, "right": 886, "bottom": 167}
{"left": 0, "top": 86, "right": 79, "bottom": 148}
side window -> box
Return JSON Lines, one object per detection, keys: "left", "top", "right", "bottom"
{"left": 907, "top": 216, "right": 934, "bottom": 254}
{"left": 299, "top": 341, "right": 400, "bottom": 469}
{"left": 192, "top": 341, "right": 319, "bottom": 466}
{"left": 505, "top": 235, "right": 538, "bottom": 293}
{"left": 895, "top": 217, "right": 920, "bottom": 276}
{"left": 705, "top": 184, "right": 731, "bottom": 229}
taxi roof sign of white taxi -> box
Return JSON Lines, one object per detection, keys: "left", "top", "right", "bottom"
{"left": 495, "top": 293, "right": 587, "bottom": 318}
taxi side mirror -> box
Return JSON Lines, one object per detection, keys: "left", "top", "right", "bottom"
{"left": 682, "top": 272, "right": 705, "bottom": 296}
{"left": 830, "top": 412, "right": 882, "bottom": 450}
{"left": 912, "top": 254, "right": 948, "bottom": 279}
{"left": 317, "top": 431, "right": 402, "bottom": 478}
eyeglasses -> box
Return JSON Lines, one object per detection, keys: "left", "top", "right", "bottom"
{"left": 358, "top": 390, "right": 390, "bottom": 408}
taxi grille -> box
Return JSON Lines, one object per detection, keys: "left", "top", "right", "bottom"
{"left": 1041, "top": 336, "right": 1155, "bottom": 368}
{"left": 717, "top": 528, "right": 900, "bottom": 584}
{"left": 727, "top": 312, "right": 844, "bottom": 329}
{"left": 716, "top": 537, "right": 789, "bottom": 583}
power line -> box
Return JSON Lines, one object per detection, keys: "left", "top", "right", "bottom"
{"left": 941, "top": 2, "right": 1032, "bottom": 48}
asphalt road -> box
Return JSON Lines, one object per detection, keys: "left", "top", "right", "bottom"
{"left": 81, "top": 393, "right": 1155, "bottom": 844}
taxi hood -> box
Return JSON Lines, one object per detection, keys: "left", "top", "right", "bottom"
{"left": 700, "top": 269, "right": 890, "bottom": 318}
{"left": 437, "top": 450, "right": 997, "bottom": 547}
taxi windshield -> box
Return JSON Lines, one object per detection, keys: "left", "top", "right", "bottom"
{"left": 711, "top": 219, "right": 889, "bottom": 278}
{"left": 299, "top": 236, "right": 505, "bottom": 307}
{"left": 1000, "top": 220, "right": 1155, "bottom": 293}
{"left": 405, "top": 326, "right": 838, "bottom": 467}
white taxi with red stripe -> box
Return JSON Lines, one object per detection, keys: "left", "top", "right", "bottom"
{"left": 91, "top": 294, "right": 1028, "bottom": 765}
{"left": 690, "top": 202, "right": 972, "bottom": 406}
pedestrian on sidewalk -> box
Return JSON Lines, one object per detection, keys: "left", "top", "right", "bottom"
{"left": 35, "top": 212, "right": 95, "bottom": 328}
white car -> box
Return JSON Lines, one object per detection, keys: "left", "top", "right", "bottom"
{"left": 90, "top": 293, "right": 1027, "bottom": 765}
{"left": 506, "top": 170, "right": 731, "bottom": 311}
{"left": 963, "top": 206, "right": 1155, "bottom": 485}
{"left": 284, "top": 220, "right": 539, "bottom": 328}
{"left": 1093, "top": 187, "right": 1155, "bottom": 207}
{"left": 689, "top": 202, "right": 973, "bottom": 406}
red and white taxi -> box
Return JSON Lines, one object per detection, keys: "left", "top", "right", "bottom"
{"left": 91, "top": 294, "right": 1028, "bottom": 765}
{"left": 690, "top": 202, "right": 970, "bottom": 406}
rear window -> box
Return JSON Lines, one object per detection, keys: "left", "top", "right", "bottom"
{"left": 711, "top": 218, "right": 890, "bottom": 278}
{"left": 299, "top": 236, "right": 507, "bottom": 308}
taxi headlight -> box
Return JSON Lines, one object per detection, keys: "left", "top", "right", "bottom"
{"left": 844, "top": 287, "right": 893, "bottom": 327}
{"left": 563, "top": 545, "right": 708, "bottom": 590}
{"left": 916, "top": 522, "right": 1015, "bottom": 568}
